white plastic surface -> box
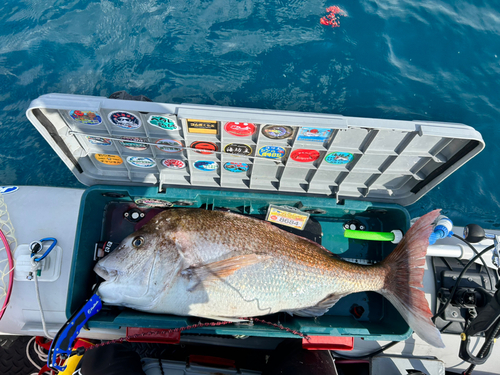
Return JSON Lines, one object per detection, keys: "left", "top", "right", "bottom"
{"left": 0, "top": 186, "right": 84, "bottom": 337}
{"left": 371, "top": 356, "right": 445, "bottom": 375}
{"left": 13, "top": 244, "right": 62, "bottom": 282}
{"left": 26, "top": 93, "right": 484, "bottom": 206}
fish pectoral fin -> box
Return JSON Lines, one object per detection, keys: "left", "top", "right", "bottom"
{"left": 287, "top": 293, "right": 346, "bottom": 317}
{"left": 182, "top": 254, "right": 270, "bottom": 291}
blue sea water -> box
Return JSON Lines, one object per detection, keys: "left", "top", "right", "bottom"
{"left": 0, "top": 0, "right": 499, "bottom": 227}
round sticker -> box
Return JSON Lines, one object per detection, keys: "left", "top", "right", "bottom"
{"left": 135, "top": 198, "right": 173, "bottom": 208}
{"left": 223, "top": 162, "right": 249, "bottom": 173}
{"left": 325, "top": 152, "right": 353, "bottom": 164}
{"left": 194, "top": 161, "right": 218, "bottom": 171}
{"left": 224, "top": 122, "right": 256, "bottom": 137}
{"left": 120, "top": 137, "right": 149, "bottom": 151}
{"left": 69, "top": 110, "right": 102, "bottom": 125}
{"left": 162, "top": 159, "right": 186, "bottom": 169}
{"left": 156, "top": 139, "right": 183, "bottom": 153}
{"left": 258, "top": 146, "right": 286, "bottom": 159}
{"left": 108, "top": 111, "right": 141, "bottom": 130}
{"left": 291, "top": 149, "right": 320, "bottom": 163}
{"left": 126, "top": 156, "right": 156, "bottom": 168}
{"left": 190, "top": 141, "right": 218, "bottom": 155}
{"left": 261, "top": 125, "right": 294, "bottom": 140}
{"left": 95, "top": 154, "right": 123, "bottom": 165}
{"left": 87, "top": 136, "right": 111, "bottom": 146}
{"left": 148, "top": 115, "right": 179, "bottom": 131}
{"left": 224, "top": 143, "right": 252, "bottom": 156}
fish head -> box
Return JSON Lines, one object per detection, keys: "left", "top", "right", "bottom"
{"left": 94, "top": 221, "right": 178, "bottom": 309}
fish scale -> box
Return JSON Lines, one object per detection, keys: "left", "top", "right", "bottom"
{"left": 95, "top": 208, "right": 444, "bottom": 348}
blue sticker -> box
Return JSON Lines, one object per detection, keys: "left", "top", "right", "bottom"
{"left": 87, "top": 136, "right": 112, "bottom": 146}
{"left": 194, "top": 160, "right": 218, "bottom": 172}
{"left": 258, "top": 146, "right": 286, "bottom": 159}
{"left": 69, "top": 110, "right": 102, "bottom": 125}
{"left": 325, "top": 152, "right": 353, "bottom": 164}
{"left": 126, "top": 156, "right": 156, "bottom": 168}
{"left": 297, "top": 127, "right": 332, "bottom": 142}
{"left": 223, "top": 162, "right": 249, "bottom": 173}
{"left": 0, "top": 186, "right": 19, "bottom": 194}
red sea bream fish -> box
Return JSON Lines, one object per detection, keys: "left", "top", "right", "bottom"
{"left": 94, "top": 208, "right": 444, "bottom": 347}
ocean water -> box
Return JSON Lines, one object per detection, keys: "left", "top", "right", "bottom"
{"left": 0, "top": 0, "right": 499, "bottom": 227}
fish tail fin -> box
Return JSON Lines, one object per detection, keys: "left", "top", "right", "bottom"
{"left": 379, "top": 209, "right": 445, "bottom": 348}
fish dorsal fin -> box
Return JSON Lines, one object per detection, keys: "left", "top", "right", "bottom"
{"left": 181, "top": 254, "right": 270, "bottom": 291}
{"left": 286, "top": 293, "right": 346, "bottom": 317}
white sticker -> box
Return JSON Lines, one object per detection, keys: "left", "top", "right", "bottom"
{"left": 266, "top": 205, "right": 310, "bottom": 230}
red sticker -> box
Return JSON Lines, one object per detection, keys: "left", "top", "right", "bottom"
{"left": 190, "top": 141, "right": 218, "bottom": 155}
{"left": 224, "top": 122, "right": 256, "bottom": 137}
{"left": 162, "top": 159, "right": 186, "bottom": 169}
{"left": 290, "top": 149, "right": 320, "bottom": 163}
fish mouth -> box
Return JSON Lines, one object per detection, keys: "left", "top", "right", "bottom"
{"left": 94, "top": 263, "right": 117, "bottom": 281}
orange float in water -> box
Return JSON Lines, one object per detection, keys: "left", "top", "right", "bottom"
{"left": 320, "top": 5, "right": 346, "bottom": 28}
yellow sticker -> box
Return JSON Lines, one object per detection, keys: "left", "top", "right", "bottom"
{"left": 266, "top": 205, "right": 310, "bottom": 230}
{"left": 95, "top": 154, "right": 123, "bottom": 165}
{"left": 187, "top": 119, "right": 218, "bottom": 134}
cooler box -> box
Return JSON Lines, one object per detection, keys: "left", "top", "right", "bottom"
{"left": 26, "top": 93, "right": 484, "bottom": 341}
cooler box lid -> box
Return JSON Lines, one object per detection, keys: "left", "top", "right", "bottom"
{"left": 26, "top": 93, "right": 484, "bottom": 206}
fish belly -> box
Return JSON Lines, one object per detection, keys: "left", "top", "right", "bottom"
{"left": 147, "top": 260, "right": 345, "bottom": 318}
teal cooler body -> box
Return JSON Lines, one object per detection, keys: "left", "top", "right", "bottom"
{"left": 69, "top": 185, "right": 410, "bottom": 340}
{"left": 25, "top": 93, "right": 484, "bottom": 341}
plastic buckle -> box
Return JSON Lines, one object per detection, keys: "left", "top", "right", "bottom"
{"left": 302, "top": 336, "right": 354, "bottom": 350}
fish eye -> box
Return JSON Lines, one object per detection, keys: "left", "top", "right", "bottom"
{"left": 132, "top": 236, "right": 144, "bottom": 248}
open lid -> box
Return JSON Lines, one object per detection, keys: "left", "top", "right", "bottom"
{"left": 26, "top": 93, "right": 484, "bottom": 206}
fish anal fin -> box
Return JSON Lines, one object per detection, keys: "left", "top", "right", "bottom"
{"left": 197, "top": 315, "right": 250, "bottom": 322}
{"left": 287, "top": 293, "right": 345, "bottom": 317}
{"left": 182, "top": 254, "right": 270, "bottom": 291}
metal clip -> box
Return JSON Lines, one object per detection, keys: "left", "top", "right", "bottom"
{"left": 492, "top": 235, "right": 500, "bottom": 268}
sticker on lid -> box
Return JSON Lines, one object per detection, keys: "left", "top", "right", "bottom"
{"left": 194, "top": 160, "right": 218, "bottom": 171}
{"left": 266, "top": 205, "right": 310, "bottom": 230}
{"left": 108, "top": 111, "right": 141, "bottom": 129}
{"left": 224, "top": 143, "right": 252, "bottom": 156}
{"left": 156, "top": 139, "right": 183, "bottom": 153}
{"left": 162, "top": 159, "right": 186, "bottom": 169}
{"left": 95, "top": 154, "right": 123, "bottom": 165}
{"left": 325, "top": 151, "right": 353, "bottom": 165}
{"left": 69, "top": 110, "right": 102, "bottom": 125}
{"left": 0, "top": 186, "right": 19, "bottom": 194}
{"left": 135, "top": 198, "right": 173, "bottom": 208}
{"left": 120, "top": 137, "right": 149, "bottom": 151}
{"left": 297, "top": 127, "right": 332, "bottom": 142}
{"left": 148, "top": 115, "right": 179, "bottom": 131}
{"left": 258, "top": 145, "right": 286, "bottom": 159}
{"left": 187, "top": 119, "right": 218, "bottom": 134}
{"left": 190, "top": 141, "right": 218, "bottom": 155}
{"left": 127, "top": 156, "right": 156, "bottom": 168}
{"left": 261, "top": 125, "right": 294, "bottom": 140}
{"left": 223, "top": 162, "right": 249, "bottom": 173}
{"left": 224, "top": 122, "right": 256, "bottom": 137}
{"left": 290, "top": 149, "right": 320, "bottom": 163}
{"left": 87, "top": 136, "right": 112, "bottom": 146}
